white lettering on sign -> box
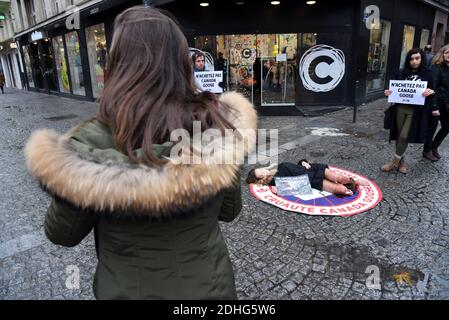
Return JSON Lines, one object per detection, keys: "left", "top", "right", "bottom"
{"left": 276, "top": 53, "right": 287, "bottom": 62}
{"left": 194, "top": 71, "right": 223, "bottom": 93}
{"left": 388, "top": 80, "right": 427, "bottom": 106}
{"left": 90, "top": 7, "right": 99, "bottom": 15}
{"left": 31, "top": 31, "right": 44, "bottom": 41}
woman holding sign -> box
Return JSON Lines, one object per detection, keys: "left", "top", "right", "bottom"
{"left": 423, "top": 44, "right": 449, "bottom": 161}
{"left": 382, "top": 48, "right": 437, "bottom": 173}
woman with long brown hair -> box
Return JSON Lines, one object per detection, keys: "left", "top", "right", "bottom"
{"left": 423, "top": 44, "right": 449, "bottom": 160}
{"left": 24, "top": 6, "right": 257, "bottom": 299}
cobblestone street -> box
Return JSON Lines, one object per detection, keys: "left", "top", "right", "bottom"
{"left": 1, "top": 89, "right": 449, "bottom": 300}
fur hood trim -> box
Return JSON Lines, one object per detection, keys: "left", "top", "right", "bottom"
{"left": 24, "top": 92, "right": 257, "bottom": 217}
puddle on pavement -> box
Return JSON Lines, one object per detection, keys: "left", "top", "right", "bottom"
{"left": 305, "top": 239, "right": 428, "bottom": 294}
{"left": 341, "top": 129, "right": 373, "bottom": 138}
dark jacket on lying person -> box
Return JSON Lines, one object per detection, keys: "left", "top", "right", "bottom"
{"left": 269, "top": 162, "right": 328, "bottom": 191}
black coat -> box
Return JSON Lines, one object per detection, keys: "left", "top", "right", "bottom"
{"left": 268, "top": 162, "right": 328, "bottom": 191}
{"left": 386, "top": 68, "right": 437, "bottom": 144}
{"left": 432, "top": 63, "right": 449, "bottom": 108}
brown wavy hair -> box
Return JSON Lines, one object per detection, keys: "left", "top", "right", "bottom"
{"left": 433, "top": 44, "right": 449, "bottom": 65}
{"left": 97, "top": 5, "right": 234, "bottom": 166}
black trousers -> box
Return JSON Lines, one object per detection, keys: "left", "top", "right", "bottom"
{"left": 424, "top": 107, "right": 449, "bottom": 151}
{"left": 0, "top": 85, "right": 3, "bottom": 94}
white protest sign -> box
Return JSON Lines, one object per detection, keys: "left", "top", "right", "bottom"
{"left": 388, "top": 80, "right": 428, "bottom": 106}
{"left": 276, "top": 53, "right": 287, "bottom": 62}
{"left": 274, "top": 175, "right": 313, "bottom": 196}
{"left": 194, "top": 71, "right": 223, "bottom": 93}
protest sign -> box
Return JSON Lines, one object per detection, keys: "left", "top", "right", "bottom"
{"left": 274, "top": 175, "right": 313, "bottom": 196}
{"left": 388, "top": 80, "right": 427, "bottom": 106}
{"left": 194, "top": 71, "right": 223, "bottom": 93}
{"left": 276, "top": 53, "right": 287, "bottom": 62}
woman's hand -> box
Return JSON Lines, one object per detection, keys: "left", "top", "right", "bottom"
{"left": 271, "top": 186, "right": 278, "bottom": 194}
{"left": 432, "top": 110, "right": 441, "bottom": 117}
{"left": 301, "top": 161, "right": 311, "bottom": 170}
{"left": 422, "top": 89, "right": 435, "bottom": 97}
{"left": 384, "top": 90, "right": 392, "bottom": 97}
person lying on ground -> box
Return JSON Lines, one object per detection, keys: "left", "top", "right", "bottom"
{"left": 246, "top": 160, "right": 368, "bottom": 197}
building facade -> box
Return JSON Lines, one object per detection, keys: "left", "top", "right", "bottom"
{"left": 12, "top": 0, "right": 124, "bottom": 99}
{"left": 3, "top": 0, "right": 449, "bottom": 115}
{"left": 1, "top": 0, "right": 24, "bottom": 90}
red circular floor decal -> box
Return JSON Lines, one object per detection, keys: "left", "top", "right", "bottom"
{"left": 250, "top": 167, "right": 382, "bottom": 217}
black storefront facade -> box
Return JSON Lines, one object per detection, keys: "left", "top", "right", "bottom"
{"left": 15, "top": 0, "right": 134, "bottom": 101}
{"left": 14, "top": 0, "right": 445, "bottom": 116}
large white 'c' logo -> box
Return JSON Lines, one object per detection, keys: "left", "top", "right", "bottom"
{"left": 299, "top": 45, "right": 345, "bottom": 92}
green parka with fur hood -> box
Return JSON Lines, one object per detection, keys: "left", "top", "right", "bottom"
{"left": 24, "top": 92, "right": 257, "bottom": 300}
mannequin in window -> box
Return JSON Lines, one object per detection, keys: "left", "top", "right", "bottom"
{"left": 229, "top": 43, "right": 242, "bottom": 86}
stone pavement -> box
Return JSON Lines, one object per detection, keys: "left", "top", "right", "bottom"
{"left": 1, "top": 89, "right": 449, "bottom": 300}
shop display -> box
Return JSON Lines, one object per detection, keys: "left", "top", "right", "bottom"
{"left": 22, "top": 46, "right": 35, "bottom": 88}
{"left": 399, "top": 25, "right": 415, "bottom": 69}
{"left": 193, "top": 33, "right": 297, "bottom": 105}
{"left": 65, "top": 31, "right": 85, "bottom": 96}
{"left": 366, "top": 19, "right": 391, "bottom": 92}
{"left": 86, "top": 24, "right": 107, "bottom": 98}
{"left": 52, "top": 36, "right": 70, "bottom": 93}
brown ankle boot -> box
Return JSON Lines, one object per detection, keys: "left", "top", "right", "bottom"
{"left": 381, "top": 158, "right": 400, "bottom": 172}
{"left": 398, "top": 157, "right": 407, "bottom": 174}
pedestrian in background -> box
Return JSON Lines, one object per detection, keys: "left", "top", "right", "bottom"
{"left": 25, "top": 5, "right": 257, "bottom": 300}
{"left": 424, "top": 44, "right": 434, "bottom": 71}
{"left": 382, "top": 48, "right": 436, "bottom": 173}
{"left": 192, "top": 51, "right": 207, "bottom": 72}
{"left": 423, "top": 44, "right": 449, "bottom": 161}
{"left": 215, "top": 51, "right": 228, "bottom": 90}
{"left": 0, "top": 72, "right": 5, "bottom": 94}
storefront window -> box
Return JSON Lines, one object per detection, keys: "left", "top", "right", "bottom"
{"left": 52, "top": 36, "right": 70, "bottom": 93}
{"left": 193, "top": 33, "right": 296, "bottom": 105}
{"left": 400, "top": 25, "right": 415, "bottom": 69}
{"left": 192, "top": 32, "right": 349, "bottom": 106}
{"left": 65, "top": 31, "right": 85, "bottom": 96}
{"left": 29, "top": 42, "right": 44, "bottom": 89}
{"left": 42, "top": 38, "right": 58, "bottom": 92}
{"left": 258, "top": 34, "right": 297, "bottom": 106}
{"left": 22, "top": 45, "right": 35, "bottom": 88}
{"left": 420, "top": 28, "right": 430, "bottom": 49}
{"left": 366, "top": 20, "right": 391, "bottom": 92}
{"left": 226, "top": 35, "right": 257, "bottom": 99}
{"left": 86, "top": 24, "right": 107, "bottom": 98}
